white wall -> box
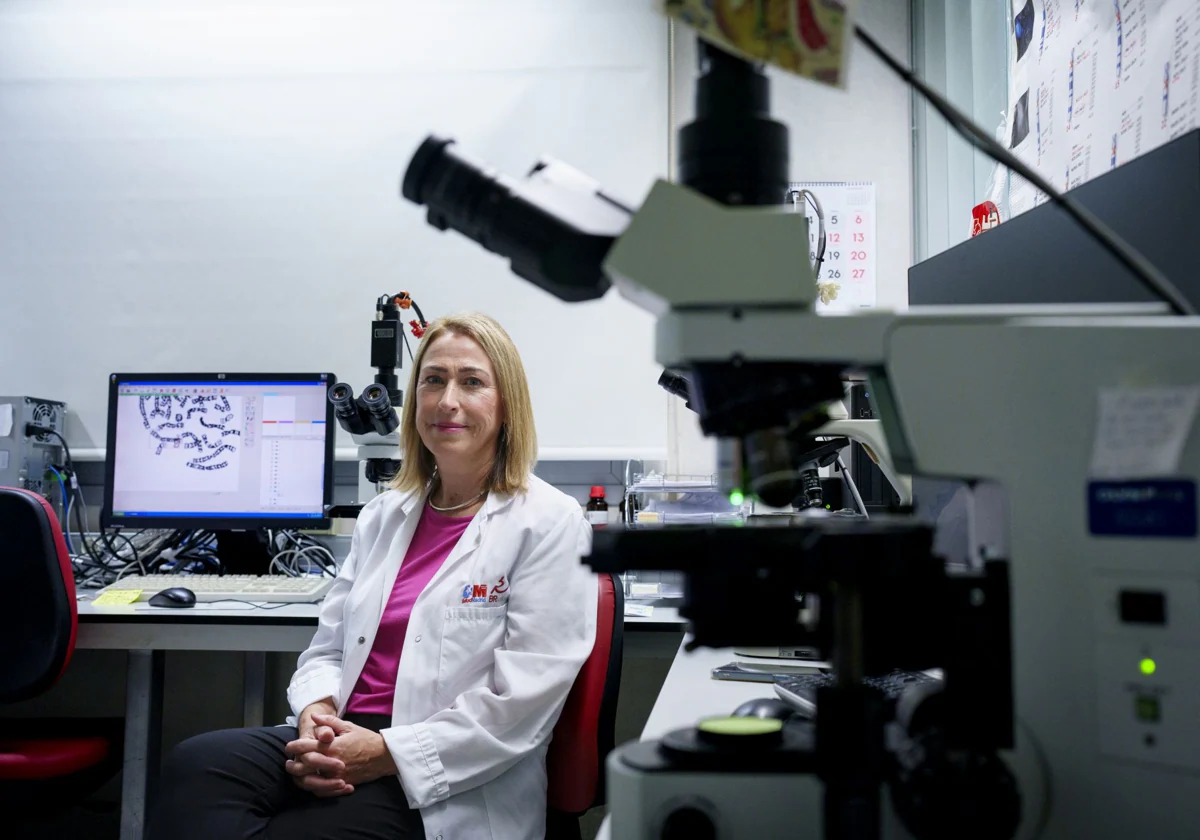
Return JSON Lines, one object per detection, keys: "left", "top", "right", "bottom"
{"left": 666, "top": 0, "right": 914, "bottom": 474}
{"left": 0, "top": 0, "right": 669, "bottom": 459}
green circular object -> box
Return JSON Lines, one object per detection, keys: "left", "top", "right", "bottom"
{"left": 697, "top": 716, "right": 783, "bottom": 737}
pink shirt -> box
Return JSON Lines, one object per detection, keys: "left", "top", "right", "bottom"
{"left": 346, "top": 503, "right": 475, "bottom": 715}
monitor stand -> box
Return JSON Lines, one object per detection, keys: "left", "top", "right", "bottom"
{"left": 215, "top": 530, "right": 273, "bottom": 575}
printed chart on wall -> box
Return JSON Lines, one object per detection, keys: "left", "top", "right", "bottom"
{"left": 1002, "top": 0, "right": 1200, "bottom": 216}
{"left": 788, "top": 181, "right": 877, "bottom": 311}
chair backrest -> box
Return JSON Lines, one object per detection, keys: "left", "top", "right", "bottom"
{"left": 546, "top": 571, "right": 624, "bottom": 815}
{"left": 0, "top": 486, "right": 77, "bottom": 704}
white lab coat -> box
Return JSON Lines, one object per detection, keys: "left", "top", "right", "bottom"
{"left": 287, "top": 475, "right": 598, "bottom": 840}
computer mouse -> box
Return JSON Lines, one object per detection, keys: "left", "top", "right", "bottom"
{"left": 148, "top": 587, "right": 197, "bottom": 608}
{"left": 732, "top": 697, "right": 797, "bottom": 721}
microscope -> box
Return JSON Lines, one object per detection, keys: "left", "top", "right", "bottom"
{"left": 400, "top": 21, "right": 1200, "bottom": 840}
{"left": 329, "top": 293, "right": 427, "bottom": 502}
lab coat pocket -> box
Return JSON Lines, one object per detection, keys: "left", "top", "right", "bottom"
{"left": 437, "top": 605, "right": 509, "bottom": 705}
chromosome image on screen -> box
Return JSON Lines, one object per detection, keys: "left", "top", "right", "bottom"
{"left": 122, "top": 393, "right": 244, "bottom": 492}
{"left": 110, "top": 379, "right": 329, "bottom": 521}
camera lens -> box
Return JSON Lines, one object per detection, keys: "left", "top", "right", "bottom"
{"left": 679, "top": 42, "right": 789, "bottom": 207}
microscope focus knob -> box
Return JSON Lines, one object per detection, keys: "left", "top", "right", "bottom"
{"left": 660, "top": 805, "right": 717, "bottom": 840}
{"left": 891, "top": 739, "right": 1021, "bottom": 840}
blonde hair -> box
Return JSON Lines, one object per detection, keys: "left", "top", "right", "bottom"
{"left": 390, "top": 312, "right": 537, "bottom": 495}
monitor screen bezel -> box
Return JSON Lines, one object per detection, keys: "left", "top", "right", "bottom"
{"left": 102, "top": 372, "right": 337, "bottom": 530}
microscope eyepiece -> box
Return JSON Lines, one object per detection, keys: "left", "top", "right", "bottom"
{"left": 361, "top": 383, "right": 400, "bottom": 436}
{"left": 402, "top": 135, "right": 632, "bottom": 303}
{"left": 401, "top": 135, "right": 456, "bottom": 208}
{"left": 658, "top": 369, "right": 690, "bottom": 399}
{"left": 658, "top": 369, "right": 695, "bottom": 412}
{"left": 328, "top": 383, "right": 357, "bottom": 420}
{"left": 360, "top": 383, "right": 388, "bottom": 411}
{"left": 330, "top": 382, "right": 374, "bottom": 437}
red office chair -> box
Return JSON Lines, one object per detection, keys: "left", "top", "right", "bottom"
{"left": 546, "top": 571, "right": 624, "bottom": 840}
{"left": 0, "top": 487, "right": 118, "bottom": 807}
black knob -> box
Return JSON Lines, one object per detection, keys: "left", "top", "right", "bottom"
{"left": 891, "top": 741, "right": 1021, "bottom": 840}
{"left": 661, "top": 806, "right": 716, "bottom": 840}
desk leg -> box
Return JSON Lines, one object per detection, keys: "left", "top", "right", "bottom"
{"left": 243, "top": 651, "right": 267, "bottom": 728}
{"left": 120, "top": 650, "right": 164, "bottom": 840}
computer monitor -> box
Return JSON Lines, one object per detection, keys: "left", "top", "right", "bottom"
{"left": 102, "top": 372, "right": 337, "bottom": 572}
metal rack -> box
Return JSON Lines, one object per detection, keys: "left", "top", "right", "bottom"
{"left": 622, "top": 463, "right": 748, "bottom": 526}
{"left": 619, "top": 464, "right": 749, "bottom": 600}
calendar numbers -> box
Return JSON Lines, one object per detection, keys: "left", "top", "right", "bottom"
{"left": 789, "top": 182, "right": 877, "bottom": 311}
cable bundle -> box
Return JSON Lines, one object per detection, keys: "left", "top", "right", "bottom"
{"left": 267, "top": 530, "right": 338, "bottom": 578}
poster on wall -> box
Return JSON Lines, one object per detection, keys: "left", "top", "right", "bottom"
{"left": 997, "top": 0, "right": 1200, "bottom": 217}
{"left": 788, "top": 181, "right": 877, "bottom": 312}
{"left": 663, "top": 0, "right": 859, "bottom": 87}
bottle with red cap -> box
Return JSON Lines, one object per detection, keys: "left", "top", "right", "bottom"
{"left": 585, "top": 486, "right": 609, "bottom": 527}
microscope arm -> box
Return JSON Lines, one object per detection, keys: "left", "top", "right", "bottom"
{"left": 816, "top": 418, "right": 913, "bottom": 506}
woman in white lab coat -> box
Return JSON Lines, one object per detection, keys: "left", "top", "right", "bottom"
{"left": 147, "top": 312, "right": 598, "bottom": 840}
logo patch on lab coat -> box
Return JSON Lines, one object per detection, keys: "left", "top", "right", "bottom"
{"left": 461, "top": 576, "right": 509, "bottom": 604}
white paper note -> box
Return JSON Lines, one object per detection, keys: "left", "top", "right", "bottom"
{"left": 1090, "top": 387, "right": 1200, "bottom": 479}
{"left": 997, "top": 0, "right": 1200, "bottom": 220}
{"left": 629, "top": 582, "right": 660, "bottom": 598}
{"left": 624, "top": 604, "right": 655, "bottom": 618}
{"left": 0, "top": 404, "right": 12, "bottom": 438}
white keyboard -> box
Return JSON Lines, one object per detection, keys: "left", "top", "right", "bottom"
{"left": 100, "top": 574, "right": 335, "bottom": 604}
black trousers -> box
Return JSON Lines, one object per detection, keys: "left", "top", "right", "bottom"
{"left": 146, "top": 713, "right": 425, "bottom": 840}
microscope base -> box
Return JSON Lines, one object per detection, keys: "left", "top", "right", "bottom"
{"left": 607, "top": 737, "right": 914, "bottom": 840}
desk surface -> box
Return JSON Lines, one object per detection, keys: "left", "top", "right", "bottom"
{"left": 77, "top": 598, "right": 322, "bottom": 623}
{"left": 76, "top": 592, "right": 685, "bottom": 624}
{"left": 642, "top": 640, "right": 783, "bottom": 739}
{"left": 74, "top": 590, "right": 686, "bottom": 652}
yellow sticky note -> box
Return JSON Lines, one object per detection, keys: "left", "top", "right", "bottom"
{"left": 93, "top": 589, "right": 142, "bottom": 606}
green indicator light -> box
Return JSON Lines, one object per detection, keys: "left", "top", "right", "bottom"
{"left": 729, "top": 491, "right": 745, "bottom": 506}
{"left": 825, "top": 504, "right": 832, "bottom": 510}
{"left": 1140, "top": 658, "right": 1157, "bottom": 676}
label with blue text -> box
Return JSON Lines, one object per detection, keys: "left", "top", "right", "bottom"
{"left": 1088, "top": 480, "right": 1197, "bottom": 538}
